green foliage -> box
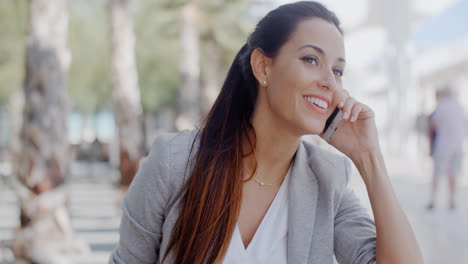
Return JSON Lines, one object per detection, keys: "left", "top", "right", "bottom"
{"left": 0, "top": 0, "right": 27, "bottom": 105}
{"left": 134, "top": 1, "right": 180, "bottom": 113}
{"left": 198, "top": 0, "right": 253, "bottom": 74}
{"left": 133, "top": 0, "right": 254, "bottom": 113}
{"left": 0, "top": 0, "right": 256, "bottom": 114}
{"left": 68, "top": 0, "right": 111, "bottom": 114}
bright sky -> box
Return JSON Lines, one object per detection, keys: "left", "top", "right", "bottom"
{"left": 273, "top": 0, "right": 461, "bottom": 68}
{"left": 275, "top": 0, "right": 460, "bottom": 26}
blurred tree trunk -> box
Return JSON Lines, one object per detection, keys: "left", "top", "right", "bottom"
{"left": 200, "top": 31, "right": 222, "bottom": 118}
{"left": 175, "top": 3, "right": 201, "bottom": 131}
{"left": 109, "top": 0, "right": 144, "bottom": 187}
{"left": 8, "top": 90, "right": 23, "bottom": 175}
{"left": 11, "top": 0, "right": 88, "bottom": 263}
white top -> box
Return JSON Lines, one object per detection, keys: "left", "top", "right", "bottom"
{"left": 431, "top": 95, "right": 465, "bottom": 155}
{"left": 222, "top": 167, "right": 291, "bottom": 264}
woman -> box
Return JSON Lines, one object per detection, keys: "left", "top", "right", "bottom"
{"left": 110, "top": 1, "right": 423, "bottom": 263}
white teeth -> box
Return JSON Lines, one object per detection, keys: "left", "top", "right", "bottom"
{"left": 304, "top": 96, "right": 328, "bottom": 109}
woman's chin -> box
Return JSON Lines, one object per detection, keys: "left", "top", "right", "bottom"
{"left": 299, "top": 123, "right": 324, "bottom": 136}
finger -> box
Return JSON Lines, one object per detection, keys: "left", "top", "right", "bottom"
{"left": 334, "top": 89, "right": 349, "bottom": 109}
{"left": 350, "top": 103, "right": 362, "bottom": 122}
{"left": 341, "top": 97, "right": 356, "bottom": 120}
{"left": 358, "top": 103, "right": 375, "bottom": 119}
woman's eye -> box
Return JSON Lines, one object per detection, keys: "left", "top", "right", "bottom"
{"left": 301, "top": 56, "right": 318, "bottom": 66}
{"left": 333, "top": 68, "right": 344, "bottom": 77}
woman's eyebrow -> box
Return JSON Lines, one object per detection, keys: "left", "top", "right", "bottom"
{"left": 299, "top": 44, "right": 346, "bottom": 64}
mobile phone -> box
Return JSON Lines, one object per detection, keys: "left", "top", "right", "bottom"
{"left": 323, "top": 107, "right": 343, "bottom": 142}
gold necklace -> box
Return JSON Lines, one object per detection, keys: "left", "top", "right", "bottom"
{"left": 252, "top": 170, "right": 274, "bottom": 187}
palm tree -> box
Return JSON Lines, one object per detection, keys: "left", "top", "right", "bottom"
{"left": 198, "top": 0, "right": 252, "bottom": 116}
{"left": 174, "top": 0, "right": 252, "bottom": 130}
{"left": 175, "top": 3, "right": 201, "bottom": 131}
{"left": 133, "top": 0, "right": 253, "bottom": 132}
{"left": 12, "top": 0, "right": 88, "bottom": 263}
{"left": 109, "top": 0, "right": 145, "bottom": 187}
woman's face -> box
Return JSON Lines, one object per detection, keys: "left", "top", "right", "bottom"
{"left": 261, "top": 18, "right": 345, "bottom": 136}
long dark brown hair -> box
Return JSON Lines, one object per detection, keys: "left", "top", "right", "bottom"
{"left": 162, "top": 2, "right": 342, "bottom": 263}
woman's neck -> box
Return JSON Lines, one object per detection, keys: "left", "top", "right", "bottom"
{"left": 243, "top": 103, "right": 301, "bottom": 186}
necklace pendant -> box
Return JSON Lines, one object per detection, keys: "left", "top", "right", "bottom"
{"left": 253, "top": 176, "right": 272, "bottom": 187}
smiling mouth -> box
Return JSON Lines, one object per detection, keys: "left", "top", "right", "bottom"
{"left": 303, "top": 96, "right": 329, "bottom": 110}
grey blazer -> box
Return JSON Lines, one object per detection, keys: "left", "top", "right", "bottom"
{"left": 109, "top": 131, "right": 376, "bottom": 264}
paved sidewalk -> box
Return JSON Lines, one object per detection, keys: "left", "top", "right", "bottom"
{"left": 348, "top": 152, "right": 468, "bottom": 264}
{"left": 0, "top": 161, "right": 121, "bottom": 264}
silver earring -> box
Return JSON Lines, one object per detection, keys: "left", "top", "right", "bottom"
{"left": 263, "top": 80, "right": 267, "bottom": 85}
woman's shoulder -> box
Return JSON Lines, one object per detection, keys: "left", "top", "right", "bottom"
{"left": 300, "top": 138, "right": 352, "bottom": 188}
{"left": 146, "top": 130, "right": 201, "bottom": 183}
{"left": 150, "top": 130, "right": 200, "bottom": 159}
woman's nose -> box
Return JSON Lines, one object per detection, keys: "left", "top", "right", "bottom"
{"left": 318, "top": 67, "right": 337, "bottom": 90}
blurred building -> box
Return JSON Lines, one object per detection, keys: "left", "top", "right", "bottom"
{"left": 359, "top": 0, "right": 468, "bottom": 156}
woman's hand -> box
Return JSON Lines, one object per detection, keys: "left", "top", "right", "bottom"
{"left": 321, "top": 89, "right": 380, "bottom": 163}
{"left": 321, "top": 90, "right": 424, "bottom": 264}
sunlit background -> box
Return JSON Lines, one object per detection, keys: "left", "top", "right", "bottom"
{"left": 0, "top": 0, "right": 467, "bottom": 263}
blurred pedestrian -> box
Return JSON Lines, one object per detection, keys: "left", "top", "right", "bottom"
{"left": 427, "top": 86, "right": 465, "bottom": 210}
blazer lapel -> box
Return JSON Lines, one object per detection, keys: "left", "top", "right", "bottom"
{"left": 287, "top": 141, "right": 319, "bottom": 264}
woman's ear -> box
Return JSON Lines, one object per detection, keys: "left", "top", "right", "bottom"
{"left": 250, "top": 48, "right": 271, "bottom": 87}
